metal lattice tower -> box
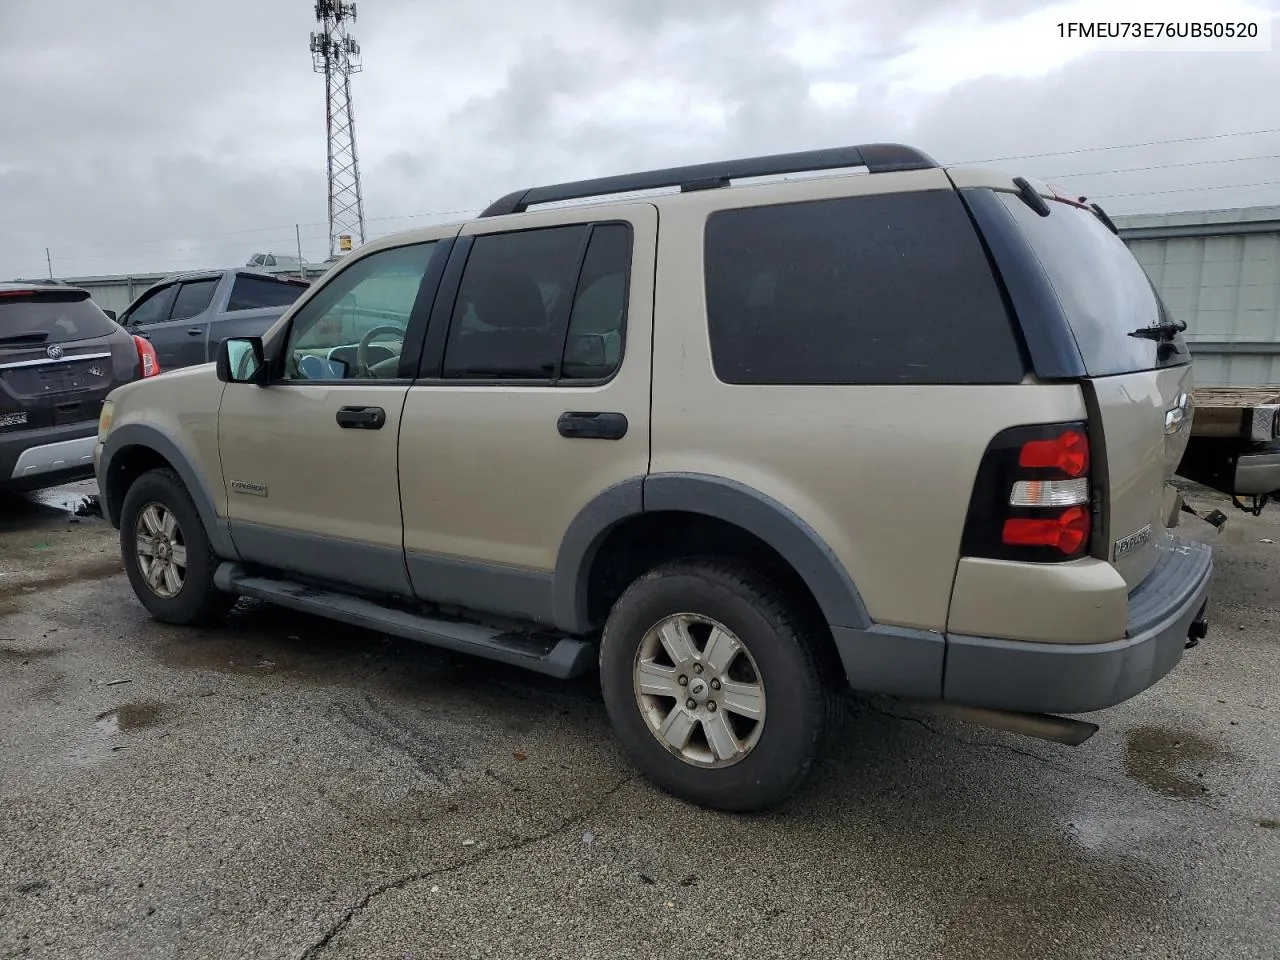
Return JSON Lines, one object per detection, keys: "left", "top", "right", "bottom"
{"left": 310, "top": 1, "right": 366, "bottom": 258}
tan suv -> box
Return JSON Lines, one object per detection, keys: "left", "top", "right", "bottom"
{"left": 94, "top": 143, "right": 1213, "bottom": 811}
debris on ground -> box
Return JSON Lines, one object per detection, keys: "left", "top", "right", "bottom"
{"left": 74, "top": 496, "right": 103, "bottom": 518}
{"left": 104, "top": 679, "right": 132, "bottom": 687}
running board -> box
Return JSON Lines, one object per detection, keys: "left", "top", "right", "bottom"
{"left": 213, "top": 563, "right": 594, "bottom": 679}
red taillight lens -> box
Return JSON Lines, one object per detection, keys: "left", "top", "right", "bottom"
{"left": 133, "top": 335, "right": 160, "bottom": 378}
{"left": 962, "top": 421, "right": 1096, "bottom": 563}
{"left": 1018, "top": 428, "right": 1089, "bottom": 477}
{"left": 1002, "top": 506, "right": 1091, "bottom": 556}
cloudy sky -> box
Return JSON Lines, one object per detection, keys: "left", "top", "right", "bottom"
{"left": 3, "top": 0, "right": 1279, "bottom": 280}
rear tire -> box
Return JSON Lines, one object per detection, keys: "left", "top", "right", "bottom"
{"left": 599, "top": 559, "right": 833, "bottom": 812}
{"left": 120, "top": 468, "right": 235, "bottom": 626}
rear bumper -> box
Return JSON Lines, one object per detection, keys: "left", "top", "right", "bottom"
{"left": 0, "top": 421, "right": 98, "bottom": 491}
{"left": 943, "top": 538, "right": 1213, "bottom": 714}
{"left": 1233, "top": 447, "right": 1280, "bottom": 496}
{"left": 1178, "top": 437, "right": 1280, "bottom": 497}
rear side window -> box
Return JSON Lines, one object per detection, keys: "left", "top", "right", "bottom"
{"left": 228, "top": 274, "right": 308, "bottom": 312}
{"left": 995, "top": 194, "right": 1190, "bottom": 376}
{"left": 0, "top": 291, "right": 119, "bottom": 345}
{"left": 441, "top": 222, "right": 632, "bottom": 382}
{"left": 704, "top": 191, "right": 1026, "bottom": 385}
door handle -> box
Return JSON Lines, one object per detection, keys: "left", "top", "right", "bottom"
{"left": 336, "top": 406, "right": 386, "bottom": 430}
{"left": 186, "top": 327, "right": 206, "bottom": 337}
{"left": 557, "top": 411, "right": 628, "bottom": 440}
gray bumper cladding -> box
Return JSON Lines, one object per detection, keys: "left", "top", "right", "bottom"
{"left": 943, "top": 538, "right": 1213, "bottom": 715}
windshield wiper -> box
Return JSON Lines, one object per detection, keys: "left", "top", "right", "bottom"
{"left": 1128, "top": 319, "right": 1186, "bottom": 342}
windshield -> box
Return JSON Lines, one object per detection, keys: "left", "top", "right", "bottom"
{"left": 997, "top": 193, "right": 1190, "bottom": 377}
{"left": 0, "top": 291, "right": 119, "bottom": 345}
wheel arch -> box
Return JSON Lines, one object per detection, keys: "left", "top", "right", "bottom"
{"left": 99, "top": 423, "right": 238, "bottom": 559}
{"left": 553, "top": 473, "right": 871, "bottom": 635}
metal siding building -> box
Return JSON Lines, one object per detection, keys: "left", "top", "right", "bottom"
{"left": 1117, "top": 206, "right": 1280, "bottom": 386}
{"left": 47, "top": 272, "right": 170, "bottom": 316}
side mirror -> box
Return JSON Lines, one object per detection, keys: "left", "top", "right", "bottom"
{"left": 216, "top": 336, "right": 268, "bottom": 385}
{"left": 102, "top": 309, "right": 117, "bottom": 321}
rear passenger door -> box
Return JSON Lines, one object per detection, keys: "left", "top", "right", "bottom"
{"left": 213, "top": 274, "right": 310, "bottom": 353}
{"left": 398, "top": 205, "right": 657, "bottom": 624}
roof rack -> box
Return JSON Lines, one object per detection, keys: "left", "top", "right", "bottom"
{"left": 478, "top": 142, "right": 937, "bottom": 218}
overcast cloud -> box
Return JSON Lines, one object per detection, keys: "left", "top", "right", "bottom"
{"left": 2, "top": 0, "right": 1279, "bottom": 279}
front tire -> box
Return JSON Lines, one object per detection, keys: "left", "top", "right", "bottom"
{"left": 120, "top": 468, "right": 235, "bottom": 626}
{"left": 599, "top": 559, "right": 833, "bottom": 812}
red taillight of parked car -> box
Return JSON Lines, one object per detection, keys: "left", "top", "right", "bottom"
{"left": 134, "top": 335, "right": 160, "bottom": 378}
{"left": 962, "top": 421, "right": 1096, "bottom": 562}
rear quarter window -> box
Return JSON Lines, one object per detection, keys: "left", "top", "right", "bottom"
{"left": 703, "top": 190, "right": 1026, "bottom": 385}
{"left": 0, "top": 291, "right": 119, "bottom": 345}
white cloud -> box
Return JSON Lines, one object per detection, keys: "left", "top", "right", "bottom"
{"left": 2, "top": 0, "right": 1280, "bottom": 278}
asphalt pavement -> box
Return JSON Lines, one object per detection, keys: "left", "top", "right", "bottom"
{"left": 0, "top": 482, "right": 1277, "bottom": 960}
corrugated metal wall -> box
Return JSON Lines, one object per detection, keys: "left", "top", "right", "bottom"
{"left": 61, "top": 274, "right": 168, "bottom": 315}
{"left": 1118, "top": 206, "right": 1280, "bottom": 386}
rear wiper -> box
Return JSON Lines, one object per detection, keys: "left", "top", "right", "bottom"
{"left": 1128, "top": 319, "right": 1186, "bottom": 342}
{"left": 0, "top": 333, "right": 49, "bottom": 346}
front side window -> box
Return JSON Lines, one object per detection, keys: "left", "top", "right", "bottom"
{"left": 283, "top": 242, "right": 439, "bottom": 381}
{"left": 441, "top": 222, "right": 632, "bottom": 381}
{"left": 123, "top": 284, "right": 177, "bottom": 327}
{"left": 170, "top": 279, "right": 219, "bottom": 321}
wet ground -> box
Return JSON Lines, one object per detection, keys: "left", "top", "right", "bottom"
{"left": 0, "top": 482, "right": 1277, "bottom": 960}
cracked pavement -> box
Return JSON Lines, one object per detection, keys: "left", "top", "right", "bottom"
{"left": 1, "top": 482, "right": 1278, "bottom": 960}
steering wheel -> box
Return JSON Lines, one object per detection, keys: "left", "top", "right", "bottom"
{"left": 357, "top": 325, "right": 405, "bottom": 377}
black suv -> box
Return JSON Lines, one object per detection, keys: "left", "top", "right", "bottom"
{"left": 0, "top": 283, "right": 142, "bottom": 493}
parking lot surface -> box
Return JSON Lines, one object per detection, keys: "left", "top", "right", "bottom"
{"left": 1, "top": 483, "right": 1277, "bottom": 960}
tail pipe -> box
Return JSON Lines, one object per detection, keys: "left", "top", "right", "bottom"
{"left": 898, "top": 699, "right": 1100, "bottom": 746}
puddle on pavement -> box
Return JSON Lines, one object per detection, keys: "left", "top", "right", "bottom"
{"left": 66, "top": 701, "right": 166, "bottom": 766}
{"left": 1123, "top": 726, "right": 1228, "bottom": 798}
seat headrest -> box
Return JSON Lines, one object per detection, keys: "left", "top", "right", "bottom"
{"left": 464, "top": 271, "right": 548, "bottom": 330}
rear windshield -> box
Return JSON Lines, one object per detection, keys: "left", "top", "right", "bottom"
{"left": 0, "top": 291, "right": 118, "bottom": 345}
{"left": 996, "top": 193, "right": 1190, "bottom": 376}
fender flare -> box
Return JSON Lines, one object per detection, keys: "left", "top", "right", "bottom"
{"left": 552, "top": 472, "right": 870, "bottom": 634}
{"left": 98, "top": 422, "right": 239, "bottom": 560}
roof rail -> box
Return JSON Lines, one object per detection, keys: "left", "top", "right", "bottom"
{"left": 478, "top": 142, "right": 937, "bottom": 218}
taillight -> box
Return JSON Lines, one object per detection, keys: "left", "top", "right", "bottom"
{"left": 1002, "top": 506, "right": 1090, "bottom": 554}
{"left": 961, "top": 421, "right": 1094, "bottom": 562}
{"left": 134, "top": 335, "right": 160, "bottom": 378}
{"left": 1017, "top": 428, "right": 1089, "bottom": 477}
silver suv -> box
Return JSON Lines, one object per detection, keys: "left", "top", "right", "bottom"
{"left": 94, "top": 143, "right": 1212, "bottom": 811}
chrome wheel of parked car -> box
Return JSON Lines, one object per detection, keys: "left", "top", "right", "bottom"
{"left": 133, "top": 503, "right": 187, "bottom": 599}
{"left": 633, "top": 612, "right": 767, "bottom": 768}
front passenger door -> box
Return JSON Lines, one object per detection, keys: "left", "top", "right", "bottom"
{"left": 217, "top": 235, "right": 455, "bottom": 594}
{"left": 120, "top": 283, "right": 177, "bottom": 345}
{"left": 144, "top": 277, "right": 220, "bottom": 370}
